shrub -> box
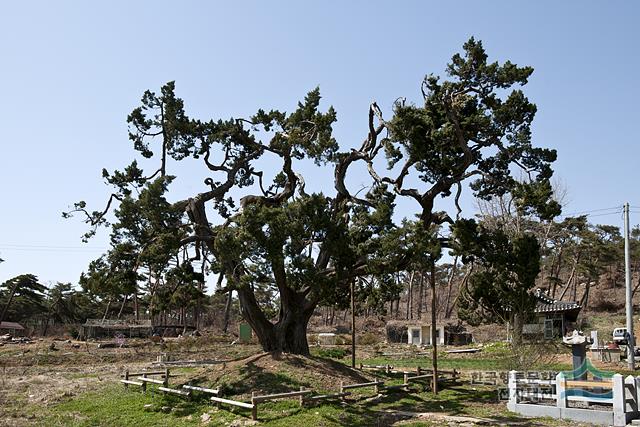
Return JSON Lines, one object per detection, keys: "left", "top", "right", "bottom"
{"left": 359, "top": 332, "right": 379, "bottom": 346}
{"left": 317, "top": 348, "right": 348, "bottom": 359}
{"left": 385, "top": 323, "right": 407, "bottom": 343}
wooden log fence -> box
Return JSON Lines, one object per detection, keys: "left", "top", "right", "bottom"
{"left": 119, "top": 364, "right": 461, "bottom": 422}
{"left": 182, "top": 384, "right": 220, "bottom": 396}
{"left": 137, "top": 377, "right": 166, "bottom": 385}
{"left": 381, "top": 383, "right": 410, "bottom": 392}
{"left": 210, "top": 395, "right": 256, "bottom": 419}
{"left": 120, "top": 371, "right": 166, "bottom": 377}
{"left": 248, "top": 387, "right": 312, "bottom": 420}
{"left": 303, "top": 392, "right": 351, "bottom": 403}
{"left": 158, "top": 386, "right": 191, "bottom": 397}
{"left": 340, "top": 379, "right": 384, "bottom": 394}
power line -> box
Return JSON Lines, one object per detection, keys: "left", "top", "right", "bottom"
{"left": 586, "top": 211, "right": 625, "bottom": 218}
{"left": 559, "top": 205, "right": 622, "bottom": 217}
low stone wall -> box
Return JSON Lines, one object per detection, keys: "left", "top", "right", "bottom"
{"left": 507, "top": 403, "right": 614, "bottom": 426}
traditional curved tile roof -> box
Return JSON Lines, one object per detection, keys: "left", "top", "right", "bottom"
{"left": 534, "top": 288, "right": 581, "bottom": 313}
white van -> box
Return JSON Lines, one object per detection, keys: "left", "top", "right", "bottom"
{"left": 613, "top": 327, "right": 628, "bottom": 344}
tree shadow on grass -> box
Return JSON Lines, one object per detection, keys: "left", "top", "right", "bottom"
{"left": 228, "top": 362, "right": 309, "bottom": 395}
{"left": 317, "top": 402, "right": 414, "bottom": 427}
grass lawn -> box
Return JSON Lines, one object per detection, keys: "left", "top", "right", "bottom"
{"left": 312, "top": 342, "right": 574, "bottom": 372}
{"left": 20, "top": 384, "right": 515, "bottom": 427}
{"left": 22, "top": 380, "right": 575, "bottom": 427}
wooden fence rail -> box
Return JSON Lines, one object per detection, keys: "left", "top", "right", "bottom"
{"left": 248, "top": 388, "right": 311, "bottom": 420}
{"left": 210, "top": 395, "right": 256, "bottom": 420}
{"left": 182, "top": 384, "right": 219, "bottom": 395}
{"left": 340, "top": 379, "right": 384, "bottom": 394}
{"left": 251, "top": 389, "right": 312, "bottom": 403}
{"left": 303, "top": 392, "right": 351, "bottom": 403}
{"left": 137, "top": 377, "right": 166, "bottom": 385}
{"left": 158, "top": 387, "right": 191, "bottom": 397}
{"left": 121, "top": 371, "right": 166, "bottom": 377}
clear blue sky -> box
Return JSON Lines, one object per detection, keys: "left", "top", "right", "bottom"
{"left": 0, "top": 1, "right": 638, "bottom": 287}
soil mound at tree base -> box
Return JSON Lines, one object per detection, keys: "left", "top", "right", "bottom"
{"left": 182, "top": 352, "right": 370, "bottom": 398}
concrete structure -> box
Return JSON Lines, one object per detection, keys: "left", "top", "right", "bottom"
{"left": 507, "top": 370, "right": 640, "bottom": 426}
{"left": 562, "top": 330, "right": 590, "bottom": 380}
{"left": 317, "top": 333, "right": 336, "bottom": 346}
{"left": 407, "top": 324, "right": 445, "bottom": 346}
{"left": 590, "top": 330, "right": 599, "bottom": 349}
{"left": 590, "top": 347, "right": 622, "bottom": 363}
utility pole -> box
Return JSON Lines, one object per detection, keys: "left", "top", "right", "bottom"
{"left": 430, "top": 260, "right": 438, "bottom": 394}
{"left": 351, "top": 279, "right": 356, "bottom": 369}
{"left": 624, "top": 202, "right": 635, "bottom": 370}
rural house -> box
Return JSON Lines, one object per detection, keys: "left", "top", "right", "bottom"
{"left": 522, "top": 289, "right": 582, "bottom": 339}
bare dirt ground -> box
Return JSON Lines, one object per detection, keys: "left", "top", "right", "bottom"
{"left": 0, "top": 335, "right": 259, "bottom": 425}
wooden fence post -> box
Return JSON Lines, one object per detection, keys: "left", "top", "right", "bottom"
{"left": 123, "top": 370, "right": 129, "bottom": 389}
{"left": 340, "top": 381, "right": 344, "bottom": 394}
{"left": 164, "top": 368, "right": 169, "bottom": 387}
{"left": 141, "top": 373, "right": 147, "bottom": 393}
{"left": 299, "top": 386, "right": 305, "bottom": 407}
{"left": 251, "top": 392, "right": 257, "bottom": 420}
{"left": 374, "top": 377, "right": 379, "bottom": 394}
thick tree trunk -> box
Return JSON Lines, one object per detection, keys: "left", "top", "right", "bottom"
{"left": 222, "top": 290, "right": 233, "bottom": 333}
{"left": 236, "top": 284, "right": 314, "bottom": 355}
{"left": 270, "top": 310, "right": 312, "bottom": 354}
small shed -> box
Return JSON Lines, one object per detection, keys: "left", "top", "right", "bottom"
{"left": 407, "top": 324, "right": 445, "bottom": 346}
{"left": 81, "top": 319, "right": 152, "bottom": 339}
{"left": 521, "top": 289, "right": 582, "bottom": 340}
{"left": 0, "top": 321, "right": 25, "bottom": 336}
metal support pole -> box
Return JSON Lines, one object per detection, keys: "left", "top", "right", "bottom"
{"left": 625, "top": 202, "right": 635, "bottom": 370}
{"left": 351, "top": 279, "right": 356, "bottom": 369}
{"left": 430, "top": 260, "right": 438, "bottom": 394}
